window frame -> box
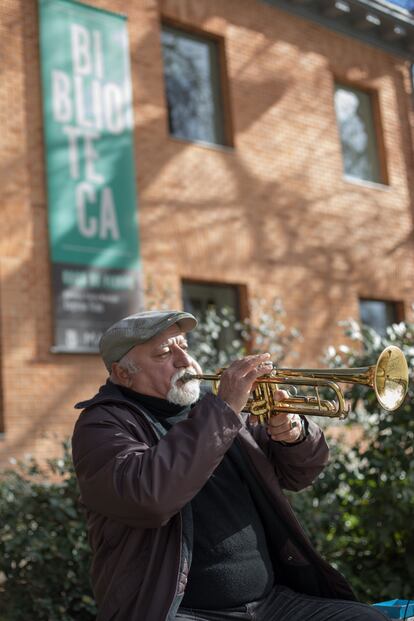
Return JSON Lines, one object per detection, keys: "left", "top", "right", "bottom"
{"left": 411, "top": 63, "right": 414, "bottom": 103}
{"left": 358, "top": 297, "right": 404, "bottom": 334}
{"left": 160, "top": 17, "right": 234, "bottom": 149}
{"left": 333, "top": 77, "right": 388, "bottom": 187}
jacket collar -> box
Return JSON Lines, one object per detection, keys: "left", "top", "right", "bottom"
{"left": 75, "top": 379, "right": 170, "bottom": 441}
{"left": 75, "top": 379, "right": 139, "bottom": 410}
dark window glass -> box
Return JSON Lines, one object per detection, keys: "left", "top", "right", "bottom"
{"left": 182, "top": 281, "right": 241, "bottom": 351}
{"left": 359, "top": 299, "right": 399, "bottom": 335}
{"left": 161, "top": 25, "right": 226, "bottom": 145}
{"left": 334, "top": 84, "right": 382, "bottom": 183}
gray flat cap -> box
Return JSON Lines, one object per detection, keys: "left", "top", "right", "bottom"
{"left": 99, "top": 310, "right": 197, "bottom": 371}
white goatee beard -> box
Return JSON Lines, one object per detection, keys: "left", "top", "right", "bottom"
{"left": 167, "top": 368, "right": 200, "bottom": 406}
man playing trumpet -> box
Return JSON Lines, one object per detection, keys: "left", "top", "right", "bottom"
{"left": 72, "top": 310, "right": 387, "bottom": 621}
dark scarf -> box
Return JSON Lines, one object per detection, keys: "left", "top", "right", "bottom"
{"left": 117, "top": 385, "right": 190, "bottom": 428}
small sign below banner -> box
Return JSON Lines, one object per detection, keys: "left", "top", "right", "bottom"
{"left": 38, "top": 0, "right": 141, "bottom": 352}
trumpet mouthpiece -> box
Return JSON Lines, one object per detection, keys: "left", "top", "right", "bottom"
{"left": 181, "top": 372, "right": 200, "bottom": 383}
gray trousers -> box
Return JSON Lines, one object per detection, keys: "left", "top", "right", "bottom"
{"left": 176, "top": 585, "right": 388, "bottom": 621}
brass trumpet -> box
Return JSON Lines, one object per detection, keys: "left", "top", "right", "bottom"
{"left": 183, "top": 346, "right": 409, "bottom": 423}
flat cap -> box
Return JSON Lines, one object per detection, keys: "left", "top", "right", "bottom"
{"left": 99, "top": 310, "right": 197, "bottom": 371}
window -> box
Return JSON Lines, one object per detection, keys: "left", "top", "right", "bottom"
{"left": 334, "top": 83, "right": 384, "bottom": 183}
{"left": 161, "top": 24, "right": 228, "bottom": 146}
{"left": 0, "top": 383, "right": 3, "bottom": 435}
{"left": 411, "top": 64, "right": 414, "bottom": 104}
{"left": 359, "top": 299, "right": 402, "bottom": 335}
{"left": 182, "top": 280, "right": 243, "bottom": 353}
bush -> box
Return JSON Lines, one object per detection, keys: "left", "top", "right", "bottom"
{"left": 290, "top": 320, "right": 414, "bottom": 602}
{"left": 0, "top": 441, "right": 96, "bottom": 621}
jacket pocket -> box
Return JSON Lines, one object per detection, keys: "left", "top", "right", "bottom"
{"left": 113, "top": 546, "right": 150, "bottom": 607}
{"left": 103, "top": 519, "right": 127, "bottom": 549}
{"left": 280, "top": 539, "right": 311, "bottom": 566}
{"left": 96, "top": 608, "right": 118, "bottom": 621}
{"left": 279, "top": 540, "right": 322, "bottom": 596}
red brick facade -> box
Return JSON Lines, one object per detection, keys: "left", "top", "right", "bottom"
{"left": 0, "top": 0, "right": 413, "bottom": 464}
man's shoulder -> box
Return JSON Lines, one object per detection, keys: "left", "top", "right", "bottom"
{"left": 74, "top": 379, "right": 125, "bottom": 410}
{"left": 73, "top": 381, "right": 151, "bottom": 432}
{"left": 72, "top": 385, "right": 158, "bottom": 454}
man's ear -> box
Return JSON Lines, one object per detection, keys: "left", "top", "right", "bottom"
{"left": 111, "top": 362, "right": 132, "bottom": 387}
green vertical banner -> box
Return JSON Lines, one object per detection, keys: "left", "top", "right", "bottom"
{"left": 38, "top": 0, "right": 141, "bottom": 353}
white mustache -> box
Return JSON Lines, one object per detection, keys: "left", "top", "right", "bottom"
{"left": 167, "top": 367, "right": 201, "bottom": 406}
{"left": 171, "top": 367, "right": 199, "bottom": 385}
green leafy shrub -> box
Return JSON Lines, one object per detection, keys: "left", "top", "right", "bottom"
{"left": 290, "top": 319, "right": 414, "bottom": 602}
{"left": 0, "top": 441, "right": 96, "bottom": 621}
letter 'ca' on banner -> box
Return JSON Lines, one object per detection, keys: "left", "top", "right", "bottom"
{"left": 38, "top": 0, "right": 142, "bottom": 353}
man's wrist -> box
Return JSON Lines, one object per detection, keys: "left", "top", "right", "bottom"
{"left": 278, "top": 416, "right": 308, "bottom": 446}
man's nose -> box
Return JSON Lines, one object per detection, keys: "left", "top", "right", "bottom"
{"left": 171, "top": 344, "right": 192, "bottom": 367}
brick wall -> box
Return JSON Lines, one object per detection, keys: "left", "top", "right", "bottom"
{"left": 0, "top": 0, "right": 413, "bottom": 465}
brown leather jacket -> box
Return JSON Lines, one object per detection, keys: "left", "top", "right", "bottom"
{"left": 72, "top": 381, "right": 355, "bottom": 621}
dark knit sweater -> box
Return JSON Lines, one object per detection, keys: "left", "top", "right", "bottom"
{"left": 118, "top": 387, "right": 275, "bottom": 609}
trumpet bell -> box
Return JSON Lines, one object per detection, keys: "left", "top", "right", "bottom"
{"left": 374, "top": 345, "right": 409, "bottom": 411}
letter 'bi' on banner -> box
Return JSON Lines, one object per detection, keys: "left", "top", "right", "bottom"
{"left": 38, "top": 0, "right": 141, "bottom": 353}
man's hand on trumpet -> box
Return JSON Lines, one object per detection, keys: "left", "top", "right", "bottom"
{"left": 267, "top": 412, "right": 304, "bottom": 443}
{"left": 217, "top": 353, "right": 273, "bottom": 415}
{"left": 217, "top": 356, "right": 305, "bottom": 443}
{"left": 266, "top": 388, "right": 305, "bottom": 443}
